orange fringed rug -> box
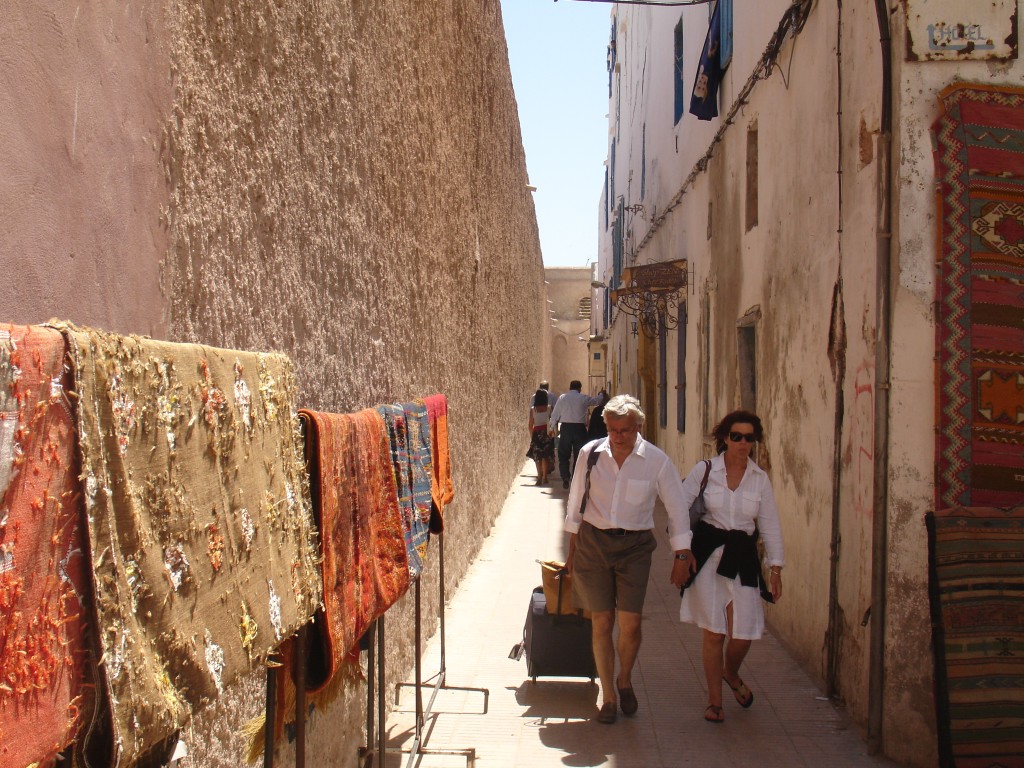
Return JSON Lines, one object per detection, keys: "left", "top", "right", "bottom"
{"left": 299, "top": 407, "right": 409, "bottom": 687}
{"left": 254, "top": 408, "right": 409, "bottom": 755}
{"left": 421, "top": 394, "right": 454, "bottom": 532}
{"left": 0, "top": 324, "right": 91, "bottom": 767}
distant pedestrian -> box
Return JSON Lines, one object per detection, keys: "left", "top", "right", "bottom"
{"left": 675, "top": 410, "right": 784, "bottom": 724}
{"left": 526, "top": 389, "right": 555, "bottom": 484}
{"left": 549, "top": 380, "right": 600, "bottom": 489}
{"left": 565, "top": 395, "right": 695, "bottom": 724}
{"left": 530, "top": 380, "right": 559, "bottom": 409}
{"left": 586, "top": 389, "right": 610, "bottom": 442}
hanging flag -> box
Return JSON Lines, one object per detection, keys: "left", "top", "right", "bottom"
{"left": 689, "top": 3, "right": 723, "bottom": 121}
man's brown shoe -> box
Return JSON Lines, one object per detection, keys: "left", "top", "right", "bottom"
{"left": 618, "top": 687, "right": 638, "bottom": 716}
{"left": 595, "top": 702, "right": 618, "bottom": 724}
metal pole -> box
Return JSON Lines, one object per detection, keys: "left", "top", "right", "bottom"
{"left": 264, "top": 663, "right": 277, "bottom": 768}
{"left": 295, "top": 624, "right": 306, "bottom": 768}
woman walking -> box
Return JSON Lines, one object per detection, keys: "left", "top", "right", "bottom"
{"left": 671, "top": 410, "right": 784, "bottom": 723}
{"left": 526, "top": 389, "right": 555, "bottom": 484}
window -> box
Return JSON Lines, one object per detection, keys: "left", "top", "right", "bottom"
{"left": 746, "top": 124, "right": 758, "bottom": 231}
{"left": 659, "top": 315, "right": 668, "bottom": 429}
{"left": 677, "top": 304, "right": 688, "bottom": 432}
{"left": 701, "top": 298, "right": 711, "bottom": 433}
{"left": 737, "top": 307, "right": 760, "bottom": 413}
{"left": 640, "top": 124, "right": 647, "bottom": 200}
{"left": 673, "top": 19, "right": 685, "bottom": 125}
{"left": 612, "top": 198, "right": 625, "bottom": 288}
{"left": 607, "top": 20, "right": 617, "bottom": 96}
{"left": 577, "top": 297, "right": 592, "bottom": 320}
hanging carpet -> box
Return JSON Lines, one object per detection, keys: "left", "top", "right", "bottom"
{"left": 933, "top": 82, "right": 1024, "bottom": 510}
{"left": 926, "top": 505, "right": 1024, "bottom": 768}
{"left": 298, "top": 407, "right": 409, "bottom": 688}
{"left": 421, "top": 394, "right": 454, "bottom": 532}
{"left": 249, "top": 407, "right": 413, "bottom": 761}
{"left": 0, "top": 324, "right": 92, "bottom": 767}
{"left": 64, "top": 325, "right": 321, "bottom": 766}
{"left": 377, "top": 402, "right": 433, "bottom": 579}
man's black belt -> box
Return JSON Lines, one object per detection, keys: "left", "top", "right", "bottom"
{"left": 592, "top": 525, "right": 643, "bottom": 536}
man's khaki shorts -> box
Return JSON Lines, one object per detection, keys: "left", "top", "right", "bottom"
{"left": 571, "top": 521, "right": 657, "bottom": 614}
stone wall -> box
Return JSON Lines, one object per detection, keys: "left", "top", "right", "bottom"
{"left": 0, "top": 1, "right": 544, "bottom": 766}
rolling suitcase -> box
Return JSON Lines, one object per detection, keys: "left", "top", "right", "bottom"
{"left": 523, "top": 584, "right": 596, "bottom": 682}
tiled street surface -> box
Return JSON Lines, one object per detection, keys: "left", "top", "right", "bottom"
{"left": 384, "top": 464, "right": 900, "bottom": 768}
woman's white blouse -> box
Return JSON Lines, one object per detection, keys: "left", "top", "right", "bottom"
{"left": 680, "top": 453, "right": 784, "bottom": 567}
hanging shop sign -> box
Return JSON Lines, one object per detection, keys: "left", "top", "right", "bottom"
{"left": 905, "top": 0, "right": 1018, "bottom": 62}
{"left": 611, "top": 260, "right": 687, "bottom": 338}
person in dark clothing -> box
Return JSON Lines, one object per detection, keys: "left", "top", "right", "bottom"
{"left": 586, "top": 389, "right": 610, "bottom": 442}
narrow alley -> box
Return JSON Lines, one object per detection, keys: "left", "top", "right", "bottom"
{"left": 384, "top": 464, "right": 897, "bottom": 768}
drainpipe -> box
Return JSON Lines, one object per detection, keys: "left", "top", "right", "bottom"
{"left": 868, "top": 0, "right": 894, "bottom": 755}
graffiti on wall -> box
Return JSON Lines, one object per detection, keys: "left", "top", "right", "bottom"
{"left": 851, "top": 364, "right": 875, "bottom": 517}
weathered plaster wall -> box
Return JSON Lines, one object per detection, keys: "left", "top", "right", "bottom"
{"left": 883, "top": 7, "right": 1024, "bottom": 765}
{"left": 0, "top": 2, "right": 171, "bottom": 336}
{"left": 1, "top": 1, "right": 545, "bottom": 766}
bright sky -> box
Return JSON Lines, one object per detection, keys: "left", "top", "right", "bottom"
{"left": 500, "top": 0, "right": 612, "bottom": 269}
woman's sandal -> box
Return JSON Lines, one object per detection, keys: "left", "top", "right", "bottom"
{"left": 704, "top": 704, "right": 724, "bottom": 723}
{"left": 724, "top": 676, "right": 754, "bottom": 708}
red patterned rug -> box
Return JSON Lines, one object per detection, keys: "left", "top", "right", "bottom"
{"left": 933, "top": 82, "right": 1024, "bottom": 509}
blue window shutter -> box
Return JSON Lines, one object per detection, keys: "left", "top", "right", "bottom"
{"left": 640, "top": 124, "right": 647, "bottom": 200}
{"left": 673, "top": 20, "right": 685, "bottom": 124}
{"left": 720, "top": 0, "right": 733, "bottom": 69}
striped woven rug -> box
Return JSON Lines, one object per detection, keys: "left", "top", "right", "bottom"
{"left": 926, "top": 506, "right": 1024, "bottom": 768}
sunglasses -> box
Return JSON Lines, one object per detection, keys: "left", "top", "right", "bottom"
{"left": 728, "top": 431, "right": 757, "bottom": 443}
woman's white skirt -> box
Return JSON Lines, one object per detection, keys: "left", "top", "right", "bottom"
{"left": 679, "top": 545, "right": 765, "bottom": 640}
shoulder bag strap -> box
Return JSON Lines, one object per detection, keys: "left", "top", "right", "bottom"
{"left": 579, "top": 439, "right": 606, "bottom": 519}
{"left": 699, "top": 459, "right": 712, "bottom": 496}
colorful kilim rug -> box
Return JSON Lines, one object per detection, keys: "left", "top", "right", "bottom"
{"left": 0, "top": 325, "right": 92, "bottom": 767}
{"left": 64, "top": 325, "right": 321, "bottom": 765}
{"left": 421, "top": 394, "right": 454, "bottom": 532}
{"left": 299, "top": 407, "right": 409, "bottom": 685}
{"left": 933, "top": 82, "right": 1024, "bottom": 509}
{"left": 926, "top": 506, "right": 1024, "bottom": 768}
{"left": 377, "top": 403, "right": 432, "bottom": 579}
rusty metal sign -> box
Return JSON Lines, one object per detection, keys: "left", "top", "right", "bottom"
{"left": 618, "top": 259, "right": 687, "bottom": 294}
{"left": 905, "top": 0, "right": 1018, "bottom": 62}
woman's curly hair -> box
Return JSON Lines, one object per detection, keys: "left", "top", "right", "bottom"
{"left": 711, "top": 410, "right": 764, "bottom": 454}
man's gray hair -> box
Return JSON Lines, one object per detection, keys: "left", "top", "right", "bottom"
{"left": 603, "top": 394, "right": 645, "bottom": 425}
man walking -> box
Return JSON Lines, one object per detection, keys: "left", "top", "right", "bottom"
{"left": 564, "top": 395, "right": 695, "bottom": 724}
{"left": 549, "top": 380, "right": 600, "bottom": 489}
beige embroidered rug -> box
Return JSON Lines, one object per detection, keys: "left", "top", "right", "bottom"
{"left": 65, "top": 326, "right": 321, "bottom": 765}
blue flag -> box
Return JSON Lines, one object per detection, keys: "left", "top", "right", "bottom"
{"left": 689, "top": 3, "right": 722, "bottom": 121}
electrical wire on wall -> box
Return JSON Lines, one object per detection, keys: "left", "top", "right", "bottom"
{"left": 628, "top": 0, "right": 814, "bottom": 265}
{"left": 559, "top": 0, "right": 712, "bottom": 6}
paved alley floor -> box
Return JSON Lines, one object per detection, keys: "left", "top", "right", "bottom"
{"left": 383, "top": 463, "right": 900, "bottom": 768}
